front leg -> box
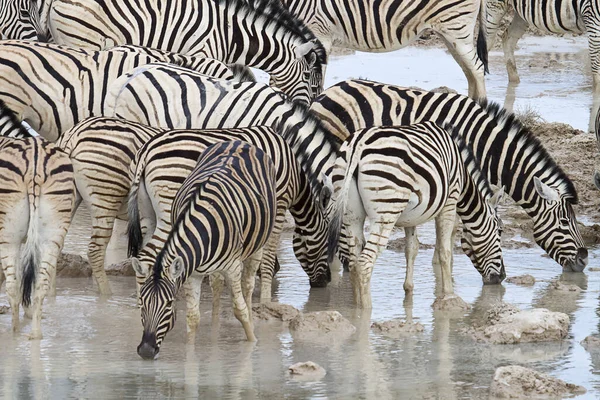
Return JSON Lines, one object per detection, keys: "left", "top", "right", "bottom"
{"left": 258, "top": 207, "right": 284, "bottom": 303}
{"left": 183, "top": 275, "right": 203, "bottom": 342}
{"left": 226, "top": 262, "right": 256, "bottom": 342}
{"left": 243, "top": 250, "right": 262, "bottom": 320}
{"left": 434, "top": 206, "right": 457, "bottom": 297}
{"left": 403, "top": 226, "right": 419, "bottom": 293}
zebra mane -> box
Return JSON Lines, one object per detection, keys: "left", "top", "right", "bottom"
{"left": 224, "top": 0, "right": 327, "bottom": 66}
{"left": 279, "top": 101, "right": 341, "bottom": 191}
{"left": 477, "top": 99, "right": 578, "bottom": 204}
{"left": 444, "top": 123, "right": 495, "bottom": 200}
{"left": 0, "top": 99, "right": 31, "bottom": 138}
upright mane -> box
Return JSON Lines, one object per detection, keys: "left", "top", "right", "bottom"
{"left": 477, "top": 99, "right": 578, "bottom": 203}
{"left": 224, "top": 0, "right": 328, "bottom": 66}
{"left": 0, "top": 99, "right": 31, "bottom": 137}
{"left": 445, "top": 123, "right": 494, "bottom": 200}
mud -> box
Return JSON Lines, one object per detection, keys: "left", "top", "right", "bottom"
{"left": 581, "top": 335, "right": 600, "bottom": 349}
{"left": 432, "top": 295, "right": 470, "bottom": 312}
{"left": 289, "top": 311, "right": 356, "bottom": 340}
{"left": 470, "top": 303, "right": 570, "bottom": 344}
{"left": 105, "top": 259, "right": 135, "bottom": 276}
{"left": 252, "top": 302, "right": 300, "bottom": 323}
{"left": 288, "top": 361, "right": 327, "bottom": 381}
{"left": 505, "top": 275, "right": 536, "bottom": 286}
{"left": 56, "top": 253, "right": 91, "bottom": 278}
{"left": 371, "top": 319, "right": 424, "bottom": 337}
{"left": 489, "top": 365, "right": 586, "bottom": 399}
{"left": 549, "top": 281, "right": 582, "bottom": 294}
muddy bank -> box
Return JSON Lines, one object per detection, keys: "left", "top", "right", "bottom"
{"left": 371, "top": 318, "right": 424, "bottom": 337}
{"left": 288, "top": 361, "right": 327, "bottom": 381}
{"left": 56, "top": 253, "right": 135, "bottom": 278}
{"left": 289, "top": 311, "right": 356, "bottom": 340}
{"left": 490, "top": 365, "right": 586, "bottom": 398}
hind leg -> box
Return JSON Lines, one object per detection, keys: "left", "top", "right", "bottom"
{"left": 0, "top": 243, "right": 23, "bottom": 333}
{"left": 226, "top": 262, "right": 256, "bottom": 342}
{"left": 87, "top": 200, "right": 120, "bottom": 296}
{"left": 438, "top": 31, "right": 486, "bottom": 98}
{"left": 502, "top": 15, "right": 528, "bottom": 84}
{"left": 209, "top": 273, "right": 225, "bottom": 318}
{"left": 403, "top": 226, "right": 419, "bottom": 294}
{"left": 258, "top": 207, "right": 284, "bottom": 303}
{"left": 243, "top": 249, "right": 263, "bottom": 320}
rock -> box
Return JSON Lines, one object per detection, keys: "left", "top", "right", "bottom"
{"left": 588, "top": 267, "right": 600, "bottom": 272}
{"left": 56, "top": 253, "right": 92, "bottom": 277}
{"left": 581, "top": 335, "right": 600, "bottom": 349}
{"left": 505, "top": 274, "right": 536, "bottom": 286}
{"left": 489, "top": 365, "right": 586, "bottom": 398}
{"left": 289, "top": 311, "right": 356, "bottom": 340}
{"left": 549, "top": 281, "right": 581, "bottom": 294}
{"left": 106, "top": 259, "right": 135, "bottom": 276}
{"left": 252, "top": 302, "right": 300, "bottom": 322}
{"left": 430, "top": 86, "right": 457, "bottom": 94}
{"left": 0, "top": 305, "right": 9, "bottom": 314}
{"left": 371, "top": 319, "right": 424, "bottom": 337}
{"left": 432, "top": 294, "right": 470, "bottom": 311}
{"left": 288, "top": 361, "right": 326, "bottom": 380}
{"left": 471, "top": 303, "right": 570, "bottom": 344}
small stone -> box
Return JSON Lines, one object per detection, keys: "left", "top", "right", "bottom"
{"left": 581, "top": 335, "right": 600, "bottom": 349}
{"left": 56, "top": 253, "right": 92, "bottom": 277}
{"left": 106, "top": 259, "right": 135, "bottom": 276}
{"left": 505, "top": 274, "right": 536, "bottom": 286}
{"left": 587, "top": 267, "right": 600, "bottom": 272}
{"left": 289, "top": 311, "right": 356, "bottom": 340}
{"left": 432, "top": 294, "right": 470, "bottom": 311}
{"left": 490, "top": 365, "right": 586, "bottom": 398}
{"left": 549, "top": 281, "right": 581, "bottom": 294}
{"left": 0, "top": 305, "right": 9, "bottom": 314}
{"left": 252, "top": 302, "right": 300, "bottom": 322}
{"left": 288, "top": 361, "right": 326, "bottom": 380}
{"left": 371, "top": 319, "right": 424, "bottom": 337}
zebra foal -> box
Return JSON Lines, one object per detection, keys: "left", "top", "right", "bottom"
{"left": 135, "top": 141, "right": 277, "bottom": 359}
{"left": 47, "top": 0, "right": 327, "bottom": 104}
{"left": 0, "top": 100, "right": 75, "bottom": 339}
{"left": 328, "top": 122, "right": 505, "bottom": 309}
{"left": 281, "top": 0, "right": 489, "bottom": 98}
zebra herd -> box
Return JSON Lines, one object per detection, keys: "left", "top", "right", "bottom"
{"left": 0, "top": 0, "right": 592, "bottom": 359}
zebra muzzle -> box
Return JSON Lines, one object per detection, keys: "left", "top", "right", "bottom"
{"left": 137, "top": 332, "right": 159, "bottom": 360}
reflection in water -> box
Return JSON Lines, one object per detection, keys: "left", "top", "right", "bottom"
{"left": 0, "top": 217, "right": 599, "bottom": 397}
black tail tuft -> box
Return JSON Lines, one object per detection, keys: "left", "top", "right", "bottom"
{"left": 127, "top": 189, "right": 144, "bottom": 258}
{"left": 477, "top": 23, "right": 489, "bottom": 74}
{"left": 228, "top": 64, "right": 257, "bottom": 83}
{"left": 21, "top": 252, "right": 36, "bottom": 307}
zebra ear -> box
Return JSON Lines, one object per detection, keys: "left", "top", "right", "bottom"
{"left": 488, "top": 186, "right": 505, "bottom": 209}
{"left": 294, "top": 41, "right": 314, "bottom": 59}
{"left": 594, "top": 171, "right": 600, "bottom": 191}
{"left": 169, "top": 256, "right": 185, "bottom": 280}
{"left": 533, "top": 177, "right": 560, "bottom": 202}
{"left": 131, "top": 257, "right": 149, "bottom": 278}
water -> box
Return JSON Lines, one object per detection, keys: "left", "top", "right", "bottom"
{"left": 2, "top": 37, "right": 600, "bottom": 398}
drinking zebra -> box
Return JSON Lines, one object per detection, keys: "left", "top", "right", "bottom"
{"left": 312, "top": 79, "right": 587, "bottom": 272}
{"left": 0, "top": 100, "right": 75, "bottom": 339}
{"left": 46, "top": 0, "right": 327, "bottom": 104}
{"left": 0, "top": 0, "right": 48, "bottom": 40}
{"left": 280, "top": 0, "right": 488, "bottom": 98}
{"left": 328, "top": 122, "right": 505, "bottom": 308}
{"left": 127, "top": 126, "right": 330, "bottom": 308}
{"left": 0, "top": 40, "right": 239, "bottom": 142}
{"left": 135, "top": 141, "right": 277, "bottom": 359}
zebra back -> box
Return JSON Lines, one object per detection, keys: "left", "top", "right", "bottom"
{"left": 0, "top": 99, "right": 32, "bottom": 138}
{"left": 107, "top": 63, "right": 338, "bottom": 203}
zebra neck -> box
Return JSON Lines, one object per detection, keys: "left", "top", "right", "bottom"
{"left": 155, "top": 228, "right": 197, "bottom": 288}
{"left": 456, "top": 171, "right": 490, "bottom": 231}
{"left": 278, "top": 0, "right": 317, "bottom": 26}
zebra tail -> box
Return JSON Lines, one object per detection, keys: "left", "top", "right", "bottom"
{"left": 21, "top": 167, "right": 41, "bottom": 308}
{"left": 477, "top": 0, "right": 489, "bottom": 74}
{"left": 327, "top": 139, "right": 361, "bottom": 263}
{"left": 127, "top": 180, "right": 144, "bottom": 258}
{"left": 228, "top": 64, "right": 257, "bottom": 83}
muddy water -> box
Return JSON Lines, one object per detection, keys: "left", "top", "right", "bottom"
{"left": 1, "top": 205, "right": 599, "bottom": 398}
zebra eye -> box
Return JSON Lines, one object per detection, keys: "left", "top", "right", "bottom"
{"left": 166, "top": 300, "right": 174, "bottom": 309}
{"left": 559, "top": 218, "right": 569, "bottom": 226}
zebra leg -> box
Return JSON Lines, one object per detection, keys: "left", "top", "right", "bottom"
{"left": 434, "top": 206, "right": 457, "bottom": 297}
{"left": 29, "top": 242, "right": 61, "bottom": 340}
{"left": 1, "top": 243, "right": 22, "bottom": 333}
{"left": 502, "top": 14, "right": 528, "bottom": 84}
{"left": 87, "top": 204, "right": 120, "bottom": 296}
{"left": 354, "top": 219, "right": 395, "bottom": 309}
{"left": 183, "top": 275, "right": 203, "bottom": 342}
{"left": 258, "top": 207, "right": 284, "bottom": 303}
{"left": 209, "top": 273, "right": 225, "bottom": 318}
{"left": 226, "top": 263, "right": 257, "bottom": 342}
{"left": 437, "top": 31, "right": 486, "bottom": 98}
{"left": 403, "top": 226, "right": 419, "bottom": 294}
{"left": 243, "top": 249, "right": 263, "bottom": 320}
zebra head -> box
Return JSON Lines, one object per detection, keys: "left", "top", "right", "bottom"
{"left": 269, "top": 40, "right": 325, "bottom": 105}
{"left": 531, "top": 177, "right": 587, "bottom": 272}
{"left": 20, "top": 0, "right": 52, "bottom": 42}
{"left": 460, "top": 187, "right": 506, "bottom": 285}
{"left": 132, "top": 256, "right": 184, "bottom": 360}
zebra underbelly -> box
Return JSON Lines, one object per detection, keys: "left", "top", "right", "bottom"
{"left": 515, "top": 2, "right": 583, "bottom": 34}
{"left": 392, "top": 191, "right": 445, "bottom": 227}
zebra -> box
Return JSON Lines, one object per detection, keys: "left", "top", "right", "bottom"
{"left": 57, "top": 117, "right": 160, "bottom": 295}
{"left": 104, "top": 63, "right": 338, "bottom": 206}
{"left": 0, "top": 40, "right": 240, "bottom": 142}
{"left": 47, "top": 0, "right": 327, "bottom": 104}
{"left": 311, "top": 79, "right": 587, "bottom": 272}
{"left": 327, "top": 122, "right": 505, "bottom": 308}
{"left": 0, "top": 0, "right": 49, "bottom": 41}
{"left": 485, "top": 0, "right": 596, "bottom": 86}
{"left": 280, "top": 0, "right": 488, "bottom": 99}
{"left": 135, "top": 141, "right": 277, "bottom": 359}
{"left": 0, "top": 100, "right": 75, "bottom": 339}
{"left": 126, "top": 126, "right": 330, "bottom": 306}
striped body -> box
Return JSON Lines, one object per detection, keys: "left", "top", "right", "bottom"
{"left": 0, "top": 40, "right": 236, "bottom": 141}
{"left": 486, "top": 0, "right": 600, "bottom": 105}
{"left": 135, "top": 141, "right": 277, "bottom": 359}
{"left": 105, "top": 63, "right": 338, "bottom": 204}
{"left": 312, "top": 79, "right": 587, "bottom": 272}
{"left": 0, "top": 0, "right": 48, "bottom": 40}
{"left": 127, "top": 126, "right": 330, "bottom": 305}
{"left": 281, "top": 0, "right": 488, "bottom": 98}
{"left": 58, "top": 117, "right": 160, "bottom": 295}
{"left": 0, "top": 101, "right": 75, "bottom": 339}
{"left": 328, "top": 122, "right": 505, "bottom": 308}
{"left": 48, "top": 0, "right": 327, "bottom": 104}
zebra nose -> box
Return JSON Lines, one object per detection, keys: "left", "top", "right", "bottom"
{"left": 574, "top": 248, "right": 588, "bottom": 272}
{"left": 137, "top": 332, "right": 159, "bottom": 360}
{"left": 484, "top": 272, "right": 503, "bottom": 285}
{"left": 37, "top": 32, "right": 50, "bottom": 43}
{"left": 309, "top": 271, "right": 330, "bottom": 288}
